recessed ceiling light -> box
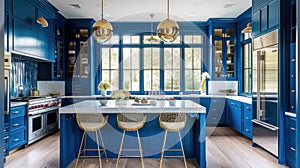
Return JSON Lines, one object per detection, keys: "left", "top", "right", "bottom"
{"left": 69, "top": 4, "right": 81, "bottom": 9}
{"left": 223, "top": 4, "right": 236, "bottom": 8}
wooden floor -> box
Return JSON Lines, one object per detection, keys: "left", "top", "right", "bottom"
{"left": 4, "top": 127, "right": 287, "bottom": 168}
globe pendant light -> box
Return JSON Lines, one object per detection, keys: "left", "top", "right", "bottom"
{"left": 157, "top": 0, "right": 179, "bottom": 43}
{"left": 144, "top": 14, "right": 160, "bottom": 43}
{"left": 92, "top": 0, "right": 113, "bottom": 43}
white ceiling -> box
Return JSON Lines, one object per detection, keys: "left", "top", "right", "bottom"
{"left": 48, "top": 0, "right": 251, "bottom": 22}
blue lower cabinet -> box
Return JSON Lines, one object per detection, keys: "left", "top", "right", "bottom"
{"left": 226, "top": 99, "right": 242, "bottom": 133}
{"left": 286, "top": 115, "right": 296, "bottom": 168}
{"left": 242, "top": 104, "right": 253, "bottom": 139}
{"left": 8, "top": 105, "right": 28, "bottom": 152}
{"left": 8, "top": 128, "right": 26, "bottom": 151}
{"left": 206, "top": 98, "right": 226, "bottom": 125}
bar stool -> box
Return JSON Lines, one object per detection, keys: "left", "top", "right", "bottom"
{"left": 75, "top": 113, "right": 109, "bottom": 168}
{"left": 116, "top": 113, "right": 146, "bottom": 168}
{"left": 159, "top": 113, "right": 187, "bottom": 168}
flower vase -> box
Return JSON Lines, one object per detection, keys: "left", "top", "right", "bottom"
{"left": 101, "top": 90, "right": 107, "bottom": 96}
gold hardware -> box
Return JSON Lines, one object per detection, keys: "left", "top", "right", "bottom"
{"left": 291, "top": 59, "right": 296, "bottom": 62}
{"left": 290, "top": 147, "right": 296, "bottom": 151}
{"left": 13, "top": 111, "right": 19, "bottom": 114}
{"left": 36, "top": 17, "right": 48, "bottom": 27}
{"left": 13, "top": 123, "right": 19, "bottom": 127}
{"left": 291, "top": 90, "right": 296, "bottom": 93}
{"left": 290, "top": 127, "right": 296, "bottom": 131}
{"left": 246, "top": 117, "right": 250, "bottom": 120}
{"left": 13, "top": 138, "right": 19, "bottom": 142}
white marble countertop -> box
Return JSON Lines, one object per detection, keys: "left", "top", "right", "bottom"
{"left": 59, "top": 100, "right": 206, "bottom": 114}
{"left": 11, "top": 102, "right": 27, "bottom": 107}
{"left": 226, "top": 96, "right": 252, "bottom": 104}
{"left": 61, "top": 95, "right": 252, "bottom": 104}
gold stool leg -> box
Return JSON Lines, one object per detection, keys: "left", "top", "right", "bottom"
{"left": 136, "top": 130, "right": 144, "bottom": 168}
{"left": 95, "top": 131, "right": 103, "bottom": 168}
{"left": 75, "top": 131, "right": 86, "bottom": 168}
{"left": 178, "top": 131, "right": 187, "bottom": 168}
{"left": 99, "top": 129, "right": 108, "bottom": 162}
{"left": 116, "top": 130, "right": 125, "bottom": 168}
{"left": 83, "top": 131, "right": 87, "bottom": 159}
{"left": 160, "top": 130, "right": 168, "bottom": 168}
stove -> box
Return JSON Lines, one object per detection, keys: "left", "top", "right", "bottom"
{"left": 11, "top": 96, "right": 61, "bottom": 144}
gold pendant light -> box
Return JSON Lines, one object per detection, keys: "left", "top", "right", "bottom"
{"left": 241, "top": 22, "right": 252, "bottom": 33}
{"left": 92, "top": 0, "right": 113, "bottom": 43}
{"left": 144, "top": 14, "right": 160, "bottom": 43}
{"left": 157, "top": 0, "right": 179, "bottom": 43}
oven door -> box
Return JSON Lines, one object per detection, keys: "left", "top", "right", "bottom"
{"left": 28, "top": 114, "right": 45, "bottom": 144}
{"left": 45, "top": 109, "right": 58, "bottom": 133}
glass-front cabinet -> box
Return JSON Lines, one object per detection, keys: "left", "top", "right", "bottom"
{"left": 53, "top": 21, "right": 65, "bottom": 80}
{"left": 67, "top": 28, "right": 90, "bottom": 79}
{"left": 212, "top": 26, "right": 236, "bottom": 80}
{"left": 65, "top": 19, "right": 94, "bottom": 96}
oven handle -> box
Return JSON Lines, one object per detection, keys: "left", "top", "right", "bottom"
{"left": 28, "top": 106, "right": 59, "bottom": 116}
{"left": 252, "top": 119, "right": 279, "bottom": 131}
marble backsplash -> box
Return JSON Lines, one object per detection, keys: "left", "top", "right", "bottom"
{"left": 208, "top": 81, "right": 238, "bottom": 95}
{"left": 10, "top": 58, "right": 38, "bottom": 98}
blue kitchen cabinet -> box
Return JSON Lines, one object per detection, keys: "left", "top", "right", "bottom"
{"left": 13, "top": 0, "right": 36, "bottom": 25}
{"left": 242, "top": 103, "right": 253, "bottom": 139}
{"left": 36, "top": 9, "right": 55, "bottom": 36}
{"left": 252, "top": 0, "right": 279, "bottom": 36}
{"left": 285, "top": 115, "right": 296, "bottom": 168}
{"left": 65, "top": 19, "right": 95, "bottom": 95}
{"left": 8, "top": 105, "right": 27, "bottom": 151}
{"left": 209, "top": 20, "right": 237, "bottom": 80}
{"left": 60, "top": 114, "right": 76, "bottom": 167}
{"left": 226, "top": 99, "right": 242, "bottom": 133}
{"left": 38, "top": 14, "right": 66, "bottom": 81}
{"left": 198, "top": 98, "right": 226, "bottom": 125}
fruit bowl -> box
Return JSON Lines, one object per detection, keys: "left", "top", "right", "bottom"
{"left": 99, "top": 100, "right": 108, "bottom": 106}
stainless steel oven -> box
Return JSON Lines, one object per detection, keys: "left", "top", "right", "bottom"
{"left": 45, "top": 109, "right": 58, "bottom": 133}
{"left": 28, "top": 113, "right": 45, "bottom": 144}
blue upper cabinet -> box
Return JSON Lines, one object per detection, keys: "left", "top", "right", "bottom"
{"left": 209, "top": 19, "right": 237, "bottom": 80}
{"left": 252, "top": 0, "right": 279, "bottom": 36}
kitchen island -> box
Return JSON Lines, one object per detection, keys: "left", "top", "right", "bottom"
{"left": 59, "top": 100, "right": 206, "bottom": 168}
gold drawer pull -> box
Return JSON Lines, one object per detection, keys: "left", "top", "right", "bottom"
{"left": 13, "top": 138, "right": 19, "bottom": 142}
{"left": 290, "top": 127, "right": 296, "bottom": 131}
{"left": 245, "top": 129, "right": 250, "bottom": 132}
{"left": 291, "top": 59, "right": 296, "bottom": 62}
{"left": 245, "top": 117, "right": 250, "bottom": 120}
{"left": 13, "top": 123, "right": 19, "bottom": 127}
{"left": 290, "top": 147, "right": 296, "bottom": 151}
{"left": 291, "top": 90, "right": 296, "bottom": 93}
{"left": 4, "top": 129, "right": 7, "bottom": 132}
{"left": 3, "top": 136, "right": 9, "bottom": 140}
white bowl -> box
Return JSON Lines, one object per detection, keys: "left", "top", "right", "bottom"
{"left": 99, "top": 100, "right": 108, "bottom": 106}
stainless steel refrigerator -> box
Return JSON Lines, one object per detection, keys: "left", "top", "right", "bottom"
{"left": 252, "top": 29, "right": 279, "bottom": 157}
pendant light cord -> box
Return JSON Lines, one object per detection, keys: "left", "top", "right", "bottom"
{"left": 102, "top": 0, "right": 104, "bottom": 20}
{"left": 167, "top": 0, "right": 170, "bottom": 20}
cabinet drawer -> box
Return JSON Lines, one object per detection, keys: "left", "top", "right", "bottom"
{"left": 3, "top": 148, "right": 9, "bottom": 156}
{"left": 10, "top": 105, "right": 26, "bottom": 119}
{"left": 10, "top": 117, "right": 25, "bottom": 132}
{"left": 227, "top": 99, "right": 242, "bottom": 109}
{"left": 243, "top": 122, "right": 252, "bottom": 139}
{"left": 9, "top": 128, "right": 26, "bottom": 150}
{"left": 243, "top": 104, "right": 252, "bottom": 122}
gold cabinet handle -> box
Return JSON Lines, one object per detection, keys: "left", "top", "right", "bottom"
{"left": 290, "top": 127, "right": 296, "bottom": 131}
{"left": 291, "top": 59, "right": 296, "bottom": 62}
{"left": 13, "top": 138, "right": 19, "bottom": 142}
{"left": 290, "top": 147, "right": 296, "bottom": 151}
{"left": 245, "top": 129, "right": 250, "bottom": 132}
{"left": 13, "top": 111, "right": 19, "bottom": 114}
{"left": 245, "top": 117, "right": 250, "bottom": 120}
{"left": 291, "top": 90, "right": 296, "bottom": 93}
{"left": 3, "top": 136, "right": 9, "bottom": 140}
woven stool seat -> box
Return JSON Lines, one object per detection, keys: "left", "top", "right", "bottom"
{"left": 75, "top": 113, "right": 108, "bottom": 168}
{"left": 159, "top": 113, "right": 187, "bottom": 168}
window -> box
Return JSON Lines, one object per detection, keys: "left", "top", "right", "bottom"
{"left": 185, "top": 48, "right": 202, "bottom": 91}
{"left": 101, "top": 48, "right": 119, "bottom": 90}
{"left": 242, "top": 43, "right": 251, "bottom": 94}
{"left": 164, "top": 48, "right": 181, "bottom": 91}
{"left": 123, "top": 48, "right": 140, "bottom": 91}
{"left": 144, "top": 48, "right": 160, "bottom": 91}
{"left": 123, "top": 35, "right": 140, "bottom": 44}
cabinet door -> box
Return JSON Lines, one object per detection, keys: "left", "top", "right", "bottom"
{"left": 261, "top": 6, "right": 268, "bottom": 31}
{"left": 60, "top": 114, "right": 76, "bottom": 167}
{"left": 252, "top": 11, "right": 261, "bottom": 35}
{"left": 225, "top": 40, "right": 235, "bottom": 79}
{"left": 213, "top": 40, "right": 223, "bottom": 78}
{"left": 231, "top": 107, "right": 242, "bottom": 133}
{"left": 268, "top": 0, "right": 279, "bottom": 28}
